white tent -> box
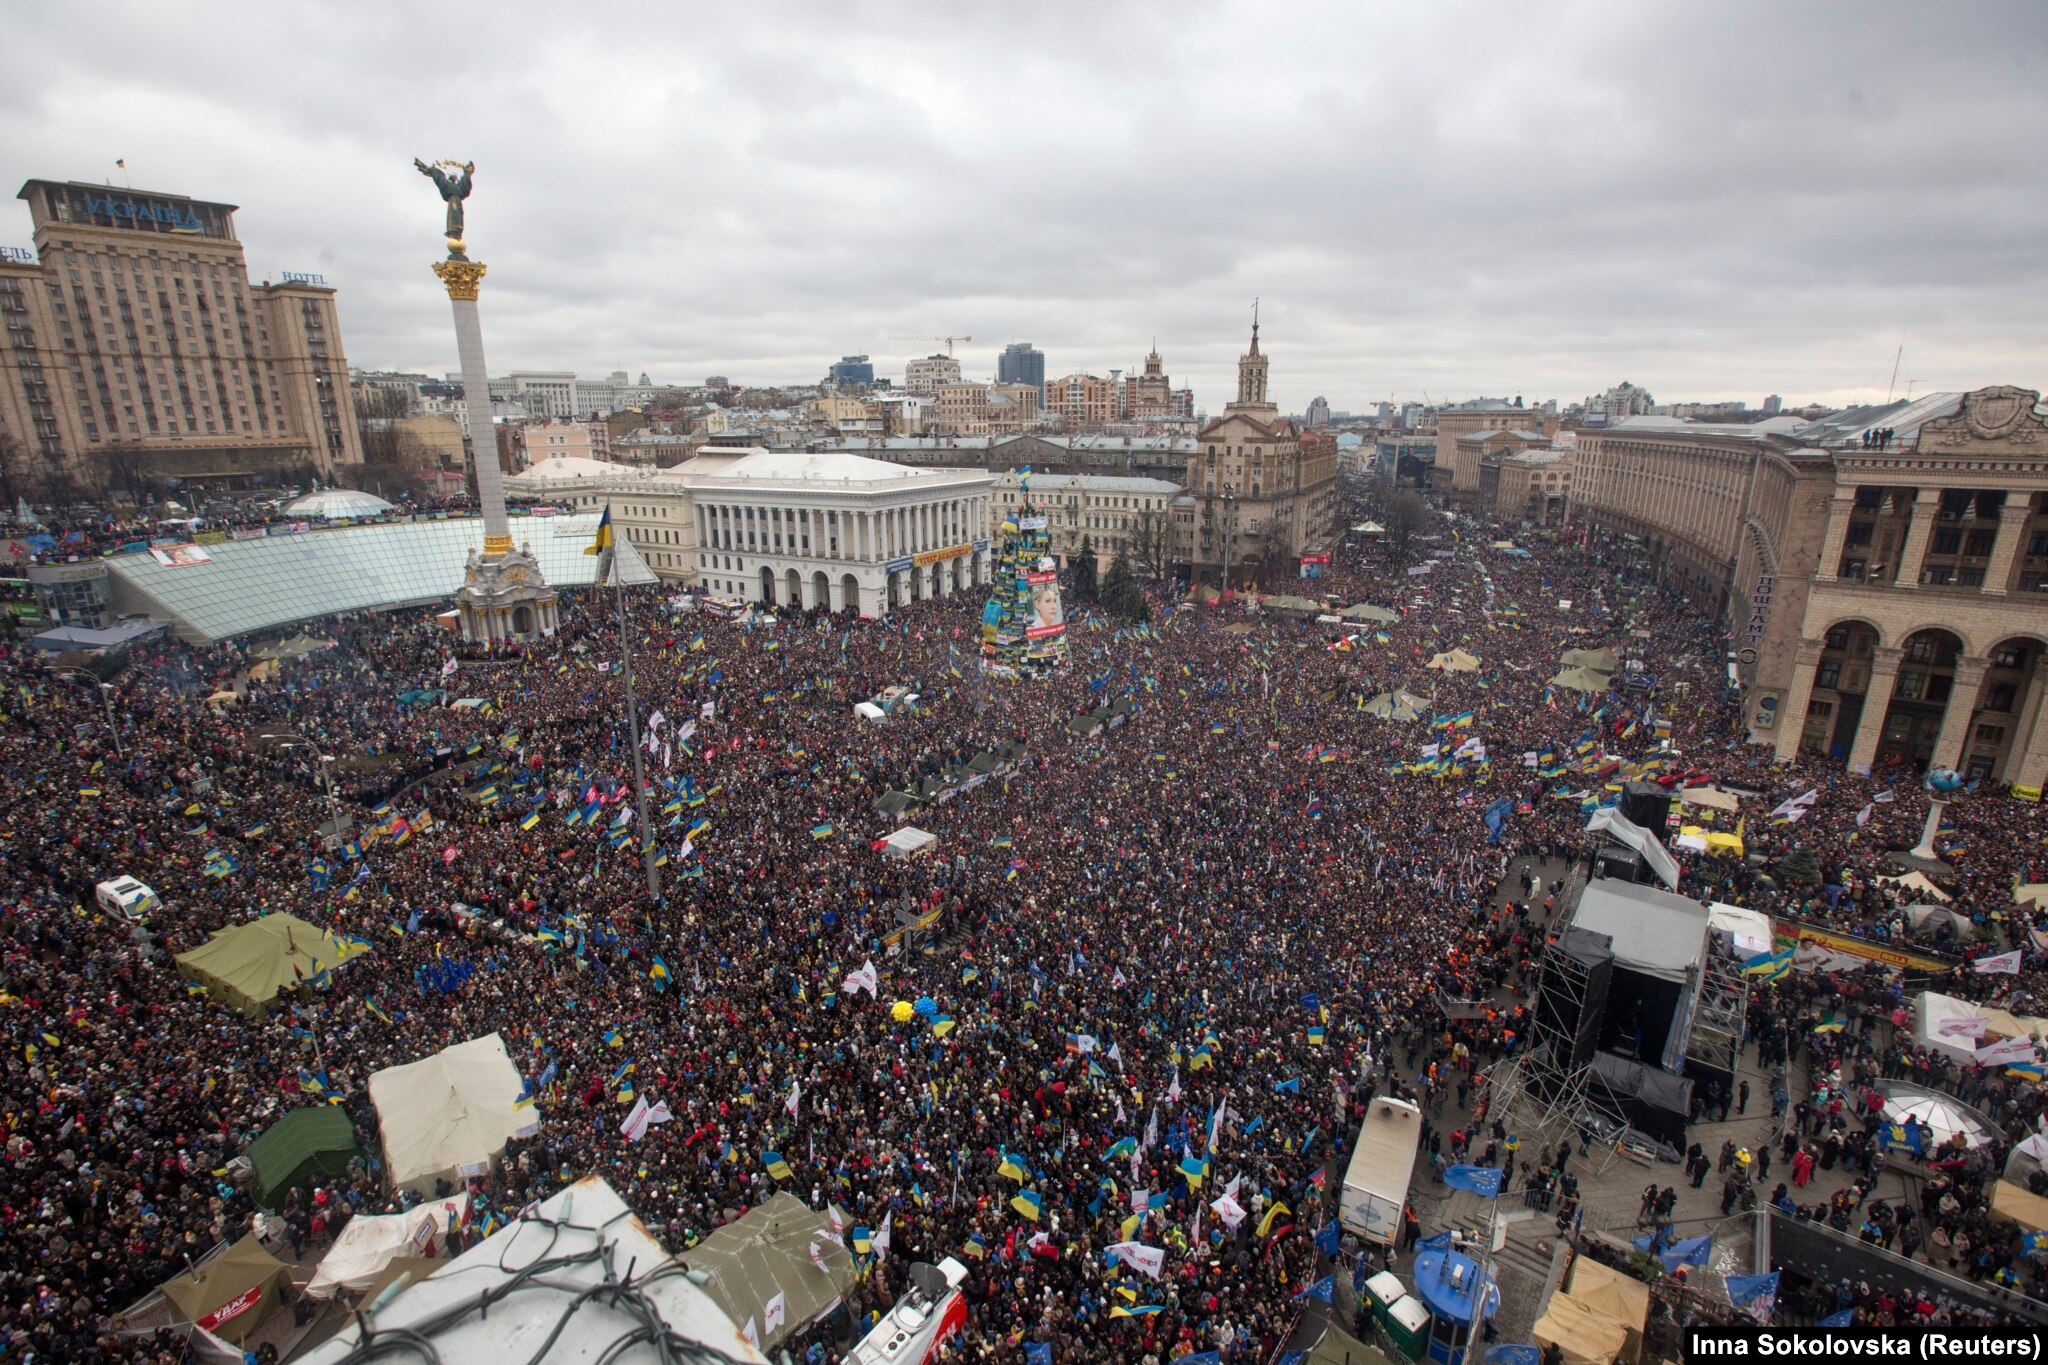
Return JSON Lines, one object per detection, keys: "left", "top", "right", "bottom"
{"left": 306, "top": 1193, "right": 468, "bottom": 1299}
{"left": 1707, "top": 903, "right": 1774, "bottom": 957}
{"left": 1915, "top": 992, "right": 1988, "bottom": 1065}
{"left": 880, "top": 827, "right": 938, "bottom": 859}
{"left": 369, "top": 1033, "right": 534, "bottom": 1195}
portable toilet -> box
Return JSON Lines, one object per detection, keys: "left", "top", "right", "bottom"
{"left": 1384, "top": 1295, "right": 1432, "bottom": 1361}
{"left": 1363, "top": 1270, "right": 1407, "bottom": 1328}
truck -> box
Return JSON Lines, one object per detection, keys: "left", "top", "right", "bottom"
{"left": 1338, "top": 1095, "right": 1423, "bottom": 1246}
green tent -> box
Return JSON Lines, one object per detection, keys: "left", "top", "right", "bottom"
{"left": 1550, "top": 665, "right": 1614, "bottom": 694}
{"left": 1262, "top": 594, "right": 1324, "bottom": 615}
{"left": 175, "top": 912, "right": 371, "bottom": 1016}
{"left": 678, "top": 1193, "right": 857, "bottom": 1353}
{"left": 246, "top": 1104, "right": 360, "bottom": 1209}
{"left": 872, "top": 790, "right": 920, "bottom": 817}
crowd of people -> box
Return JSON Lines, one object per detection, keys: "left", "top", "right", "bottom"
{"left": 0, "top": 496, "right": 2043, "bottom": 1363}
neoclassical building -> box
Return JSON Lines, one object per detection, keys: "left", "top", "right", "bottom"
{"left": 1566, "top": 388, "right": 2048, "bottom": 789}
{"left": 688, "top": 451, "right": 993, "bottom": 616}
{"left": 1187, "top": 318, "right": 1340, "bottom": 584}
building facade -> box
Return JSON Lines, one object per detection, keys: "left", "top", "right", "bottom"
{"left": 0, "top": 178, "right": 364, "bottom": 494}
{"left": 904, "top": 353, "right": 961, "bottom": 395}
{"left": 997, "top": 342, "right": 1045, "bottom": 397}
{"left": 932, "top": 382, "right": 1040, "bottom": 436}
{"left": 515, "top": 418, "right": 611, "bottom": 468}
{"left": 1567, "top": 388, "right": 2048, "bottom": 789}
{"left": 690, "top": 451, "right": 993, "bottom": 616}
{"left": 989, "top": 470, "right": 1186, "bottom": 573}
{"left": 1436, "top": 402, "right": 1557, "bottom": 493}
{"left": 1186, "top": 320, "right": 1339, "bottom": 583}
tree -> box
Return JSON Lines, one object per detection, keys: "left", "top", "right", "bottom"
{"left": 1070, "top": 535, "right": 1099, "bottom": 602}
{"left": 1383, "top": 489, "right": 1430, "bottom": 568}
{"left": 1130, "top": 506, "right": 1176, "bottom": 583}
{"left": 1100, "top": 547, "right": 1148, "bottom": 622}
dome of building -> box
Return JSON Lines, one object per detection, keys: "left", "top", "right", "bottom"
{"left": 282, "top": 488, "right": 397, "bottom": 519}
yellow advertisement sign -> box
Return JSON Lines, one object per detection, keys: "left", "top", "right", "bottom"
{"left": 2014, "top": 784, "right": 2043, "bottom": 803}
{"left": 914, "top": 543, "right": 972, "bottom": 569}
{"left": 1792, "top": 925, "right": 1953, "bottom": 974}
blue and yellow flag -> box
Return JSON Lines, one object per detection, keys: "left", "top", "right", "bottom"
{"left": 584, "top": 504, "right": 614, "bottom": 556}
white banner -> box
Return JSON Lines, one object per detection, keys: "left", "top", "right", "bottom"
{"left": 1106, "top": 1241, "right": 1166, "bottom": 1279}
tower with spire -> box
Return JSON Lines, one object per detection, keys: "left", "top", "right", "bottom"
{"left": 1227, "top": 301, "right": 1275, "bottom": 418}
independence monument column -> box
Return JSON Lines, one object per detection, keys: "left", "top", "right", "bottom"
{"left": 417, "top": 158, "right": 557, "bottom": 643}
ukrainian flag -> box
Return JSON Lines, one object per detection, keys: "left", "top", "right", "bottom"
{"left": 1741, "top": 947, "right": 1793, "bottom": 978}
{"left": 649, "top": 957, "right": 670, "bottom": 988}
{"left": 763, "top": 1151, "right": 795, "bottom": 1181}
{"left": 1010, "top": 1189, "right": 1043, "bottom": 1220}
{"left": 584, "top": 504, "right": 614, "bottom": 556}
{"left": 520, "top": 809, "right": 541, "bottom": 831}
{"left": 852, "top": 1225, "right": 873, "bottom": 1254}
{"left": 998, "top": 1154, "right": 1026, "bottom": 1183}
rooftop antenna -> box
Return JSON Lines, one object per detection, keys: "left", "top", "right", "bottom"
{"left": 1884, "top": 342, "right": 1904, "bottom": 404}
{"left": 1903, "top": 379, "right": 1922, "bottom": 402}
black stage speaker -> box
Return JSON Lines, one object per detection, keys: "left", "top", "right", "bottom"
{"left": 1621, "top": 780, "right": 1675, "bottom": 845}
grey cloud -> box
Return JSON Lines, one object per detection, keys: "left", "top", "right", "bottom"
{"left": 3, "top": 0, "right": 2041, "bottom": 411}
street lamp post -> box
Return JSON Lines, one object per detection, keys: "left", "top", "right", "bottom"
{"left": 52, "top": 667, "right": 123, "bottom": 758}
{"left": 262, "top": 728, "right": 347, "bottom": 842}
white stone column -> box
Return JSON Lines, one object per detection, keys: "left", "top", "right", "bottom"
{"left": 431, "top": 258, "right": 511, "bottom": 554}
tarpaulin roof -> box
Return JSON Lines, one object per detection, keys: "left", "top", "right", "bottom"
{"left": 1572, "top": 878, "right": 1708, "bottom": 981}
{"left": 678, "top": 1194, "right": 856, "bottom": 1352}
{"left": 1566, "top": 1258, "right": 1649, "bottom": 1359}
{"left": 1707, "top": 903, "right": 1774, "bottom": 956}
{"left": 1340, "top": 602, "right": 1399, "bottom": 623}
{"left": 159, "top": 1235, "right": 290, "bottom": 1345}
{"left": 1679, "top": 786, "right": 1740, "bottom": 813}
{"left": 1992, "top": 1180, "right": 2048, "bottom": 1233}
{"left": 880, "top": 827, "right": 938, "bottom": 857}
{"left": 246, "top": 1104, "right": 360, "bottom": 1209}
{"left": 1585, "top": 808, "right": 1681, "bottom": 892}
{"left": 307, "top": 1194, "right": 469, "bottom": 1300}
{"left": 1427, "top": 648, "right": 1481, "bottom": 672}
{"left": 1915, "top": 992, "right": 1988, "bottom": 1065}
{"left": 368, "top": 1033, "right": 533, "bottom": 1195}
{"left": 175, "top": 912, "right": 370, "bottom": 1016}
{"left": 1560, "top": 647, "right": 1620, "bottom": 673}
{"left": 1533, "top": 1292, "right": 1633, "bottom": 1365}
{"left": 1549, "top": 665, "right": 1613, "bottom": 693}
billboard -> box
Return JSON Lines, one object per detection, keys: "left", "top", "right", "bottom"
{"left": 150, "top": 542, "right": 213, "bottom": 567}
{"left": 1024, "top": 579, "right": 1066, "bottom": 640}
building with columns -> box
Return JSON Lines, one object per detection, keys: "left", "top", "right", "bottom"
{"left": 689, "top": 451, "right": 993, "bottom": 617}
{"left": 1567, "top": 387, "right": 2048, "bottom": 790}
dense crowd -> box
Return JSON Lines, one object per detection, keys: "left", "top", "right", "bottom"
{"left": 0, "top": 501, "right": 2043, "bottom": 1363}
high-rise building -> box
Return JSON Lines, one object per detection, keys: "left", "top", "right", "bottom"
{"left": 1305, "top": 396, "right": 1331, "bottom": 427}
{"left": 0, "top": 178, "right": 364, "bottom": 494}
{"left": 828, "top": 355, "right": 874, "bottom": 388}
{"left": 998, "top": 342, "right": 1045, "bottom": 397}
{"left": 1043, "top": 374, "right": 1119, "bottom": 429}
{"left": 1763, "top": 394, "right": 1783, "bottom": 415}
{"left": 1123, "top": 344, "right": 1179, "bottom": 421}
{"left": 904, "top": 353, "right": 961, "bottom": 395}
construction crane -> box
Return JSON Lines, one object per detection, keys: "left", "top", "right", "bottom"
{"left": 891, "top": 335, "right": 972, "bottom": 358}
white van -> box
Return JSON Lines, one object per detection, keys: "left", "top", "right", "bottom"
{"left": 95, "top": 877, "right": 161, "bottom": 922}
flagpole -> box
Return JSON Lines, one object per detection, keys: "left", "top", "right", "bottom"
{"left": 1461, "top": 1193, "right": 1500, "bottom": 1365}
{"left": 612, "top": 549, "right": 661, "bottom": 902}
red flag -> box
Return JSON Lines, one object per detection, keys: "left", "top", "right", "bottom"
{"left": 443, "top": 846, "right": 460, "bottom": 866}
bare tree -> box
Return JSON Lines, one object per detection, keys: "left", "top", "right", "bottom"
{"left": 0, "top": 428, "right": 37, "bottom": 512}
{"left": 1129, "top": 505, "right": 1176, "bottom": 582}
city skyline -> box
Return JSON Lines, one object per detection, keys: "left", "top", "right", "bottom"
{"left": 3, "top": 1, "right": 2041, "bottom": 413}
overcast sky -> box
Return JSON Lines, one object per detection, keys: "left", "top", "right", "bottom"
{"left": 6, "top": 1, "right": 2043, "bottom": 414}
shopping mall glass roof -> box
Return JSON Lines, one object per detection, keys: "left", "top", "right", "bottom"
{"left": 106, "top": 513, "right": 656, "bottom": 644}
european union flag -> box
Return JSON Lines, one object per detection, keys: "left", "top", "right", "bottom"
{"left": 1444, "top": 1164, "right": 1504, "bottom": 1198}
{"left": 1314, "top": 1220, "right": 1342, "bottom": 1254}
{"left": 1026, "top": 1345, "right": 1053, "bottom": 1365}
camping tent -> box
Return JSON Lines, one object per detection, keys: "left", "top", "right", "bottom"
{"left": 1532, "top": 1289, "right": 1634, "bottom": 1365}
{"left": 1904, "top": 904, "right": 1980, "bottom": 942}
{"left": 1882, "top": 1083, "right": 1998, "bottom": 1151}
{"left": 871, "top": 790, "right": 920, "bottom": 818}
{"left": 306, "top": 1194, "right": 469, "bottom": 1299}
{"left": 246, "top": 1105, "right": 361, "bottom": 1209}
{"left": 368, "top": 1033, "right": 533, "bottom": 1195}
{"left": 1560, "top": 647, "right": 1620, "bottom": 673}
{"left": 1549, "top": 665, "right": 1614, "bottom": 694}
{"left": 160, "top": 1235, "right": 291, "bottom": 1345}
{"left": 175, "top": 913, "right": 370, "bottom": 1016}
{"left": 1427, "top": 648, "right": 1481, "bottom": 673}
{"left": 677, "top": 1193, "right": 857, "bottom": 1352}
{"left": 880, "top": 827, "right": 938, "bottom": 858}
{"left": 1679, "top": 786, "right": 1741, "bottom": 813}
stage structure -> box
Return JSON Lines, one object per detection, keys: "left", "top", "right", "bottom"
{"left": 417, "top": 157, "right": 558, "bottom": 644}
{"left": 1493, "top": 877, "right": 1722, "bottom": 1160}
{"left": 980, "top": 470, "right": 1066, "bottom": 678}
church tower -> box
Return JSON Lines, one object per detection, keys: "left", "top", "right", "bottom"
{"left": 1227, "top": 303, "right": 1276, "bottom": 418}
